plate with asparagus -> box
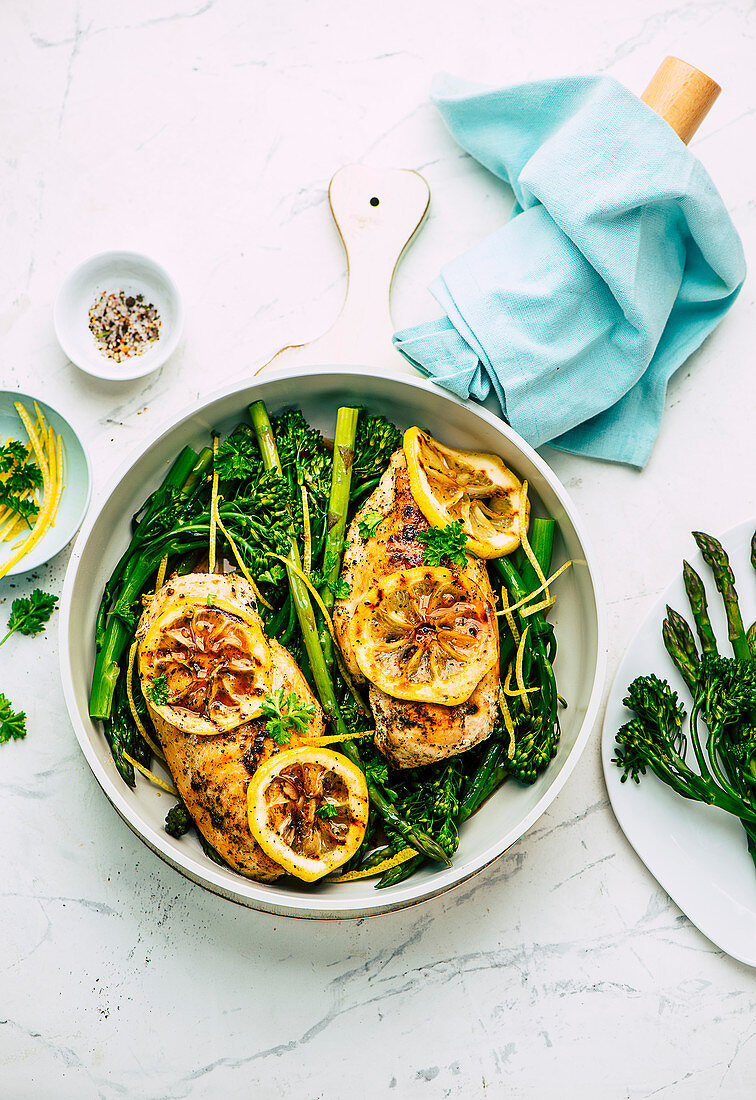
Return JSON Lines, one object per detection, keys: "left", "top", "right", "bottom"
{"left": 602, "top": 522, "right": 756, "bottom": 966}
{"left": 60, "top": 367, "right": 604, "bottom": 918}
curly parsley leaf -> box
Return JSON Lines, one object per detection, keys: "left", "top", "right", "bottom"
{"left": 329, "top": 577, "right": 351, "bottom": 601}
{"left": 215, "top": 427, "right": 263, "bottom": 481}
{"left": 357, "top": 513, "right": 383, "bottom": 539}
{"left": 0, "top": 494, "right": 39, "bottom": 524}
{"left": 0, "top": 440, "right": 28, "bottom": 473}
{"left": 315, "top": 802, "right": 339, "bottom": 820}
{"left": 417, "top": 521, "right": 468, "bottom": 567}
{"left": 4, "top": 462, "right": 43, "bottom": 495}
{"left": 2, "top": 589, "right": 58, "bottom": 645}
{"left": 260, "top": 688, "right": 315, "bottom": 745}
{"left": 143, "top": 673, "right": 169, "bottom": 706}
{"left": 0, "top": 693, "right": 27, "bottom": 744}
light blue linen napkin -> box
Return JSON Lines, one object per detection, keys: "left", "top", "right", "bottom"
{"left": 394, "top": 74, "right": 746, "bottom": 467}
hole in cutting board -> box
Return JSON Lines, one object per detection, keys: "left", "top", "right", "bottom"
{"left": 369, "top": 196, "right": 380, "bottom": 207}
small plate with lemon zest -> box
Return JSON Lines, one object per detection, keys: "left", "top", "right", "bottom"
{"left": 0, "top": 391, "right": 91, "bottom": 577}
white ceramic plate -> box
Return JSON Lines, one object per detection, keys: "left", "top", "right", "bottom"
{"left": 0, "top": 390, "right": 92, "bottom": 576}
{"left": 53, "top": 250, "right": 184, "bottom": 381}
{"left": 602, "top": 518, "right": 756, "bottom": 966}
{"left": 61, "top": 367, "right": 606, "bottom": 919}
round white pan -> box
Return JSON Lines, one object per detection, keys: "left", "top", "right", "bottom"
{"left": 60, "top": 366, "right": 606, "bottom": 918}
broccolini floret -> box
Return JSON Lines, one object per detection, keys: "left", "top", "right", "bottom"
{"left": 165, "top": 802, "right": 193, "bottom": 839}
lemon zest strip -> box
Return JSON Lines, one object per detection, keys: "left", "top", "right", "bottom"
{"left": 301, "top": 730, "right": 374, "bottom": 747}
{"left": 497, "top": 686, "right": 516, "bottom": 747}
{"left": 496, "top": 560, "right": 573, "bottom": 618}
{"left": 208, "top": 436, "right": 219, "bottom": 573}
{"left": 126, "top": 642, "right": 166, "bottom": 760}
{"left": 500, "top": 679, "right": 539, "bottom": 697}
{"left": 329, "top": 846, "right": 417, "bottom": 882}
{"left": 301, "top": 484, "right": 312, "bottom": 576}
{"left": 515, "top": 625, "right": 531, "bottom": 713}
{"left": 499, "top": 585, "right": 520, "bottom": 644}
{"left": 155, "top": 554, "right": 169, "bottom": 592}
{"left": 123, "top": 751, "right": 178, "bottom": 796}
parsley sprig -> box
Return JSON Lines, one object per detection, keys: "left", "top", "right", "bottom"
{"left": 0, "top": 440, "right": 27, "bottom": 473}
{"left": 214, "top": 427, "right": 263, "bottom": 481}
{"left": 357, "top": 513, "right": 383, "bottom": 539}
{"left": 143, "top": 673, "right": 169, "bottom": 706}
{"left": 417, "top": 521, "right": 469, "bottom": 567}
{"left": 1, "top": 589, "right": 58, "bottom": 647}
{"left": 259, "top": 688, "right": 316, "bottom": 745}
{"left": 0, "top": 693, "right": 26, "bottom": 744}
{"left": 329, "top": 577, "right": 351, "bottom": 600}
{"left": 315, "top": 802, "right": 339, "bottom": 820}
{"left": 0, "top": 441, "right": 44, "bottom": 528}
{"left": 0, "top": 590, "right": 57, "bottom": 747}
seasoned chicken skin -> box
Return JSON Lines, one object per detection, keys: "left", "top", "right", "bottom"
{"left": 137, "top": 573, "right": 324, "bottom": 882}
{"left": 334, "top": 451, "right": 499, "bottom": 768}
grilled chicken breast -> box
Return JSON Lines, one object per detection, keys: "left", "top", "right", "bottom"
{"left": 138, "top": 573, "right": 324, "bottom": 882}
{"left": 334, "top": 451, "right": 499, "bottom": 768}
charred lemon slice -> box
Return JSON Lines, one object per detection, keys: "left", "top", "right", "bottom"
{"left": 348, "top": 566, "right": 497, "bottom": 705}
{"left": 139, "top": 592, "right": 271, "bottom": 735}
{"left": 404, "top": 426, "right": 527, "bottom": 558}
{"left": 247, "top": 747, "right": 369, "bottom": 881}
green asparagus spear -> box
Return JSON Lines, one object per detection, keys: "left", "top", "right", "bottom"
{"left": 320, "top": 407, "right": 359, "bottom": 663}
{"left": 692, "top": 532, "right": 751, "bottom": 662}
{"left": 662, "top": 607, "right": 699, "bottom": 693}
{"left": 682, "top": 560, "right": 718, "bottom": 657}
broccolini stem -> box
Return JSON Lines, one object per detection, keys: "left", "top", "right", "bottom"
{"left": 692, "top": 532, "right": 751, "bottom": 662}
{"left": 320, "top": 407, "right": 359, "bottom": 664}
{"left": 682, "top": 560, "right": 718, "bottom": 657}
{"left": 249, "top": 400, "right": 450, "bottom": 868}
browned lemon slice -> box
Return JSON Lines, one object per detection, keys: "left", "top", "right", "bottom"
{"left": 347, "top": 566, "right": 497, "bottom": 705}
{"left": 247, "top": 747, "right": 369, "bottom": 882}
{"left": 404, "top": 426, "right": 527, "bottom": 558}
{"left": 139, "top": 592, "right": 271, "bottom": 735}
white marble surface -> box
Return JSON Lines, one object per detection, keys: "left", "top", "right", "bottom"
{"left": 2, "top": 1, "right": 756, "bottom": 1096}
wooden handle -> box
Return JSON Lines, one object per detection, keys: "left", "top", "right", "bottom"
{"left": 258, "top": 165, "right": 430, "bottom": 375}
{"left": 641, "top": 56, "right": 720, "bottom": 144}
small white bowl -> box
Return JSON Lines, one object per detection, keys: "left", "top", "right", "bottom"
{"left": 53, "top": 251, "right": 184, "bottom": 381}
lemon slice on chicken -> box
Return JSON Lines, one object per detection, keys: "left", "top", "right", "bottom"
{"left": 139, "top": 574, "right": 271, "bottom": 735}
{"left": 247, "top": 747, "right": 369, "bottom": 881}
{"left": 404, "top": 427, "right": 527, "bottom": 558}
{"left": 347, "top": 566, "right": 497, "bottom": 706}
